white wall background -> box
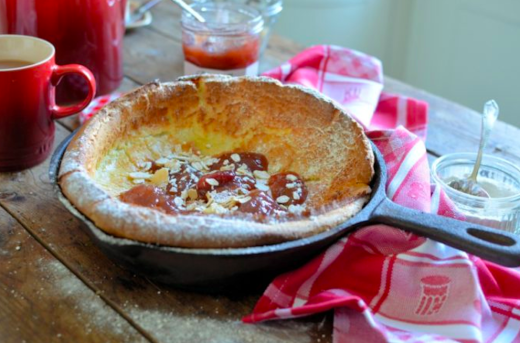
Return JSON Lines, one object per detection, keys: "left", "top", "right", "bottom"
{"left": 273, "top": 0, "right": 520, "bottom": 128}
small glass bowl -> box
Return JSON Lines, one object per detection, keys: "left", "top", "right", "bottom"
{"left": 431, "top": 153, "right": 520, "bottom": 233}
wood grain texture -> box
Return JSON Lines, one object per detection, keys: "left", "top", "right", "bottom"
{"left": 146, "top": 1, "right": 183, "bottom": 42}
{"left": 0, "top": 206, "right": 147, "bottom": 343}
{"left": 384, "top": 78, "right": 520, "bottom": 165}
{"left": 123, "top": 28, "right": 186, "bottom": 83}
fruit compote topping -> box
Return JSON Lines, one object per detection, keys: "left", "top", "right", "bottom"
{"left": 119, "top": 145, "right": 309, "bottom": 221}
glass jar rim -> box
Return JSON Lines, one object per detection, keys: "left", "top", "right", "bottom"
{"left": 191, "top": 0, "right": 283, "bottom": 17}
{"left": 431, "top": 152, "right": 520, "bottom": 204}
{"left": 262, "top": 0, "right": 283, "bottom": 17}
{"left": 181, "top": 3, "right": 264, "bottom": 36}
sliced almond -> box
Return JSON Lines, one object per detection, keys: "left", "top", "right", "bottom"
{"left": 203, "top": 157, "right": 219, "bottom": 167}
{"left": 255, "top": 183, "right": 270, "bottom": 192}
{"left": 205, "top": 193, "right": 214, "bottom": 207}
{"left": 174, "top": 197, "right": 184, "bottom": 207}
{"left": 206, "top": 178, "right": 219, "bottom": 187}
{"left": 231, "top": 153, "right": 241, "bottom": 162}
{"left": 132, "top": 179, "right": 145, "bottom": 184}
{"left": 286, "top": 174, "right": 298, "bottom": 181}
{"left": 253, "top": 170, "right": 270, "bottom": 179}
{"left": 169, "top": 154, "right": 191, "bottom": 161}
{"left": 286, "top": 182, "right": 296, "bottom": 189}
{"left": 165, "top": 159, "right": 181, "bottom": 171}
{"left": 237, "top": 187, "right": 250, "bottom": 195}
{"left": 276, "top": 195, "right": 290, "bottom": 204}
{"left": 138, "top": 161, "right": 152, "bottom": 171}
{"left": 236, "top": 164, "right": 251, "bottom": 176}
{"left": 129, "top": 172, "right": 152, "bottom": 179}
{"left": 150, "top": 168, "right": 169, "bottom": 185}
{"left": 220, "top": 164, "right": 235, "bottom": 171}
{"left": 155, "top": 157, "right": 170, "bottom": 165}
{"left": 293, "top": 191, "right": 301, "bottom": 200}
{"left": 237, "top": 196, "right": 252, "bottom": 204}
{"left": 191, "top": 161, "right": 204, "bottom": 171}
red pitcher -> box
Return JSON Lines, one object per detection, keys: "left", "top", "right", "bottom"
{"left": 0, "top": 0, "right": 126, "bottom": 103}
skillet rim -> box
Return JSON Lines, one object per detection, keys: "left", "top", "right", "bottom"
{"left": 50, "top": 131, "right": 386, "bottom": 256}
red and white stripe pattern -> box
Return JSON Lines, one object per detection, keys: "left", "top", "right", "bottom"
{"left": 245, "top": 46, "right": 520, "bottom": 342}
{"left": 263, "top": 45, "right": 428, "bottom": 140}
{"left": 78, "top": 92, "right": 122, "bottom": 124}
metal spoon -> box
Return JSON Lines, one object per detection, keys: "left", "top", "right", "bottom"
{"left": 448, "top": 100, "right": 499, "bottom": 197}
{"left": 126, "top": 0, "right": 163, "bottom": 26}
{"left": 168, "top": 0, "right": 206, "bottom": 23}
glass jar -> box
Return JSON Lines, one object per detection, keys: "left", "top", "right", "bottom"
{"left": 193, "top": 0, "right": 283, "bottom": 58}
{"left": 181, "top": 2, "right": 264, "bottom": 76}
{"left": 431, "top": 153, "right": 520, "bottom": 233}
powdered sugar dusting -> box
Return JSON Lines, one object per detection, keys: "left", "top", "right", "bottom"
{"left": 38, "top": 259, "right": 143, "bottom": 342}
{"left": 63, "top": 75, "right": 373, "bottom": 248}
{"left": 127, "top": 306, "right": 314, "bottom": 343}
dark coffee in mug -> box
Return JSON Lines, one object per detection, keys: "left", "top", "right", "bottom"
{"left": 0, "top": 59, "right": 33, "bottom": 69}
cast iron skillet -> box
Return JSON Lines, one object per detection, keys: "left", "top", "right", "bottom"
{"left": 50, "top": 131, "right": 520, "bottom": 292}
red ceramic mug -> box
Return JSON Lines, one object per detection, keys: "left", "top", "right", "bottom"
{"left": 0, "top": 35, "right": 96, "bottom": 172}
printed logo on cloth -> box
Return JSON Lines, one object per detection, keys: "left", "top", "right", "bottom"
{"left": 415, "top": 275, "right": 451, "bottom": 316}
{"left": 374, "top": 250, "right": 480, "bottom": 329}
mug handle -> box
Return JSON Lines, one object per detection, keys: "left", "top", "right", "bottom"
{"left": 50, "top": 64, "right": 97, "bottom": 119}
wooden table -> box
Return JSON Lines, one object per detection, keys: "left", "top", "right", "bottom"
{"left": 2, "top": 3, "right": 520, "bottom": 343}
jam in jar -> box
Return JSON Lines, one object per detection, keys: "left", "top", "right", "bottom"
{"left": 181, "top": 2, "right": 263, "bottom": 76}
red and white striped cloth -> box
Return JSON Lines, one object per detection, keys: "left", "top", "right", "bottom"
{"left": 79, "top": 92, "right": 122, "bottom": 124}
{"left": 244, "top": 45, "right": 520, "bottom": 343}
{"left": 263, "top": 45, "right": 428, "bottom": 140}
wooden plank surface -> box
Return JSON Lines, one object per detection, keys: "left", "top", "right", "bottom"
{"left": 0, "top": 205, "right": 147, "bottom": 343}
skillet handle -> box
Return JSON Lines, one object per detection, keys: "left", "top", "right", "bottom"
{"left": 371, "top": 198, "right": 520, "bottom": 267}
